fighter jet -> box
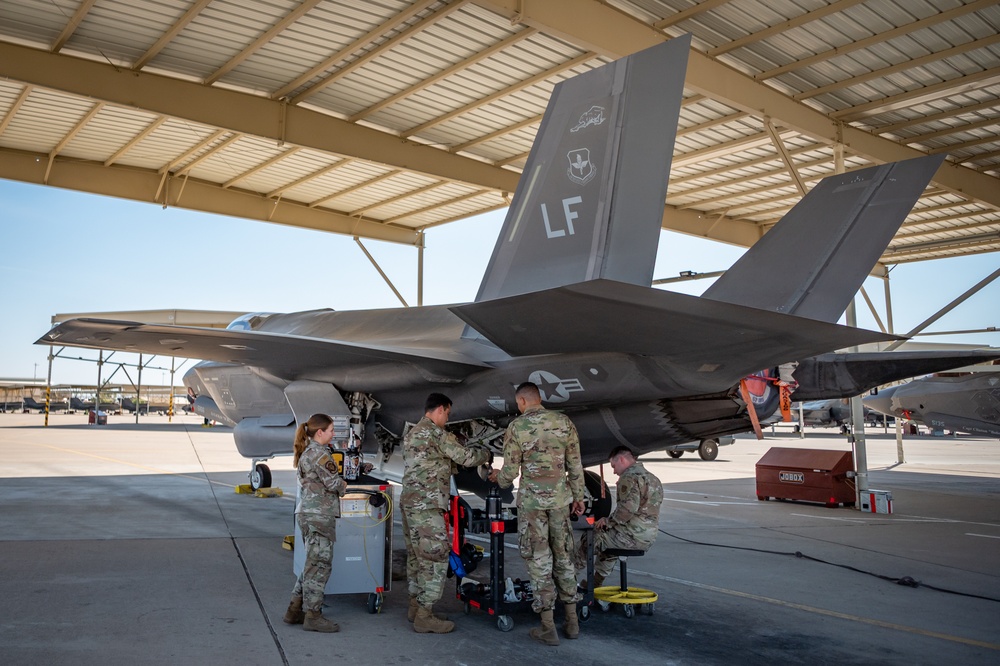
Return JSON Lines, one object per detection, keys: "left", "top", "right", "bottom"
{"left": 22, "top": 396, "right": 69, "bottom": 412}
{"left": 793, "top": 399, "right": 885, "bottom": 434}
{"left": 865, "top": 372, "right": 1000, "bottom": 438}
{"left": 37, "top": 37, "right": 999, "bottom": 492}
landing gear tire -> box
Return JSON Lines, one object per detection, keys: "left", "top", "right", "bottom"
{"left": 367, "top": 592, "right": 382, "bottom": 614}
{"left": 667, "top": 450, "right": 683, "bottom": 459}
{"left": 497, "top": 615, "right": 514, "bottom": 632}
{"left": 698, "top": 439, "right": 719, "bottom": 461}
{"left": 250, "top": 463, "right": 272, "bottom": 490}
{"left": 584, "top": 470, "right": 612, "bottom": 520}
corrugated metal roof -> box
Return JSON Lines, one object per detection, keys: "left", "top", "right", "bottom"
{"left": 0, "top": 0, "right": 996, "bottom": 263}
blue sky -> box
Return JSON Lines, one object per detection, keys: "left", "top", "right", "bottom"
{"left": 1, "top": 178, "right": 997, "bottom": 387}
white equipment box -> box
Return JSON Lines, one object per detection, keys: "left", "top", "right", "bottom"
{"left": 859, "top": 489, "right": 893, "bottom": 514}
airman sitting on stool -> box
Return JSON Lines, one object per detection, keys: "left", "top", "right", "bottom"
{"left": 577, "top": 446, "right": 662, "bottom": 588}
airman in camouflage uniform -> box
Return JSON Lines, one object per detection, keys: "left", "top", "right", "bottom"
{"left": 402, "top": 392, "right": 490, "bottom": 633}
{"left": 577, "top": 445, "right": 663, "bottom": 585}
{"left": 285, "top": 415, "right": 348, "bottom": 633}
{"left": 489, "top": 382, "right": 585, "bottom": 645}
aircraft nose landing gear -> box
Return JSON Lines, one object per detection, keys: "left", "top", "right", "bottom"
{"left": 249, "top": 459, "right": 272, "bottom": 490}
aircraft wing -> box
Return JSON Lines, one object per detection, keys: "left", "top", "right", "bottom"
{"left": 38, "top": 318, "right": 490, "bottom": 382}
{"left": 452, "top": 279, "right": 900, "bottom": 386}
{"left": 794, "top": 351, "right": 1000, "bottom": 400}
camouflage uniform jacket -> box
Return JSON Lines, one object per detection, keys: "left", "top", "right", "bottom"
{"left": 607, "top": 461, "right": 663, "bottom": 549}
{"left": 295, "top": 439, "right": 348, "bottom": 518}
{"left": 401, "top": 416, "right": 490, "bottom": 512}
{"left": 497, "top": 405, "right": 585, "bottom": 511}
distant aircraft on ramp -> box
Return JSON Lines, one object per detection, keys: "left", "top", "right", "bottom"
{"left": 37, "top": 37, "right": 999, "bottom": 495}
{"left": 865, "top": 372, "right": 1000, "bottom": 438}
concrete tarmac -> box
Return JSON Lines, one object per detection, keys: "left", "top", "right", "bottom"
{"left": 1, "top": 413, "right": 998, "bottom": 665}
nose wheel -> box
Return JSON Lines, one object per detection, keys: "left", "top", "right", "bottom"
{"left": 249, "top": 461, "right": 271, "bottom": 490}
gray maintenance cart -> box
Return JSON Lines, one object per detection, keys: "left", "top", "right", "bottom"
{"left": 293, "top": 478, "right": 393, "bottom": 613}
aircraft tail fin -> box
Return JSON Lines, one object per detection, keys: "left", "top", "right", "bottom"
{"left": 702, "top": 154, "right": 945, "bottom": 322}
{"left": 471, "top": 35, "right": 691, "bottom": 306}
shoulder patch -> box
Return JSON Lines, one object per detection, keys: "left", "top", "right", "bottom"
{"left": 324, "top": 460, "right": 339, "bottom": 474}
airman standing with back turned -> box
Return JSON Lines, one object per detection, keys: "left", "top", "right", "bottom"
{"left": 402, "top": 392, "right": 491, "bottom": 633}
{"left": 489, "top": 381, "right": 585, "bottom": 646}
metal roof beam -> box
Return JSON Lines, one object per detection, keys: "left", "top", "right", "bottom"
{"left": 349, "top": 27, "right": 537, "bottom": 122}
{"left": 832, "top": 68, "right": 1000, "bottom": 122}
{"left": 267, "top": 159, "right": 352, "bottom": 198}
{"left": 351, "top": 181, "right": 448, "bottom": 217}
{"left": 896, "top": 218, "right": 1000, "bottom": 239}
{"left": 405, "top": 51, "right": 596, "bottom": 137}
{"left": 52, "top": 0, "right": 97, "bottom": 52}
{"left": 0, "top": 148, "right": 418, "bottom": 245}
{"left": 275, "top": 0, "right": 447, "bottom": 102}
{"left": 661, "top": 205, "right": 762, "bottom": 248}
{"left": 798, "top": 34, "right": 1000, "bottom": 101}
{"left": 669, "top": 154, "right": 832, "bottom": 200}
{"left": 475, "top": 0, "right": 1000, "bottom": 210}
{"left": 384, "top": 189, "right": 493, "bottom": 223}
{"left": 133, "top": 0, "right": 213, "bottom": 71}
{"left": 757, "top": 0, "right": 996, "bottom": 81}
{"left": 451, "top": 114, "right": 542, "bottom": 152}
{"left": 308, "top": 169, "right": 402, "bottom": 208}
{"left": 879, "top": 98, "right": 1000, "bottom": 134}
{"left": 653, "top": 0, "right": 728, "bottom": 30}
{"left": 45, "top": 101, "right": 104, "bottom": 184}
{"left": 709, "top": 0, "right": 866, "bottom": 58}
{"left": 669, "top": 144, "right": 825, "bottom": 188}
{"left": 0, "top": 85, "right": 32, "bottom": 137}
{"left": 905, "top": 117, "right": 1000, "bottom": 144}
{"left": 0, "top": 41, "right": 520, "bottom": 194}
{"left": 104, "top": 116, "right": 166, "bottom": 167}
{"left": 205, "top": 0, "right": 326, "bottom": 85}
{"left": 764, "top": 118, "right": 806, "bottom": 196}
{"left": 223, "top": 147, "right": 301, "bottom": 189}
{"left": 930, "top": 134, "right": 1000, "bottom": 155}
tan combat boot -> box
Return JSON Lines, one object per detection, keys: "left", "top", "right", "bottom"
{"left": 563, "top": 602, "right": 579, "bottom": 639}
{"left": 413, "top": 606, "right": 455, "bottom": 633}
{"left": 407, "top": 595, "right": 419, "bottom": 622}
{"left": 529, "top": 608, "right": 559, "bottom": 646}
{"left": 282, "top": 596, "right": 304, "bottom": 624}
{"left": 409, "top": 596, "right": 449, "bottom": 623}
{"left": 303, "top": 610, "right": 340, "bottom": 633}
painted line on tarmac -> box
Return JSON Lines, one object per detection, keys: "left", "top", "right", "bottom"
{"left": 791, "top": 513, "right": 868, "bottom": 522}
{"left": 966, "top": 532, "right": 1000, "bottom": 539}
{"left": 28, "top": 440, "right": 298, "bottom": 501}
{"left": 631, "top": 568, "right": 1000, "bottom": 651}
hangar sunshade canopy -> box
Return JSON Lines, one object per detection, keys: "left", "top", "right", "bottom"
{"left": 1, "top": 0, "right": 998, "bottom": 264}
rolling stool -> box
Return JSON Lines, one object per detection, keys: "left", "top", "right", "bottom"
{"left": 592, "top": 548, "right": 657, "bottom": 618}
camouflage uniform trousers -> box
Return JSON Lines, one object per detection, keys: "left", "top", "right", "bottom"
{"left": 402, "top": 508, "right": 451, "bottom": 608}
{"left": 518, "top": 505, "right": 580, "bottom": 612}
{"left": 575, "top": 527, "right": 645, "bottom": 581}
{"left": 291, "top": 515, "right": 336, "bottom": 612}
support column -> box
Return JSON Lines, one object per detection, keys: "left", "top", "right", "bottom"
{"left": 884, "top": 274, "right": 905, "bottom": 463}
{"left": 168, "top": 357, "right": 175, "bottom": 422}
{"left": 417, "top": 231, "right": 425, "bottom": 307}
{"left": 136, "top": 353, "right": 143, "bottom": 425}
{"left": 45, "top": 346, "right": 54, "bottom": 428}
{"left": 847, "top": 300, "right": 869, "bottom": 504}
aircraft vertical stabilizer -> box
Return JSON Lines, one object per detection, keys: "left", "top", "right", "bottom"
{"left": 702, "top": 154, "right": 945, "bottom": 323}
{"left": 472, "top": 35, "right": 691, "bottom": 306}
